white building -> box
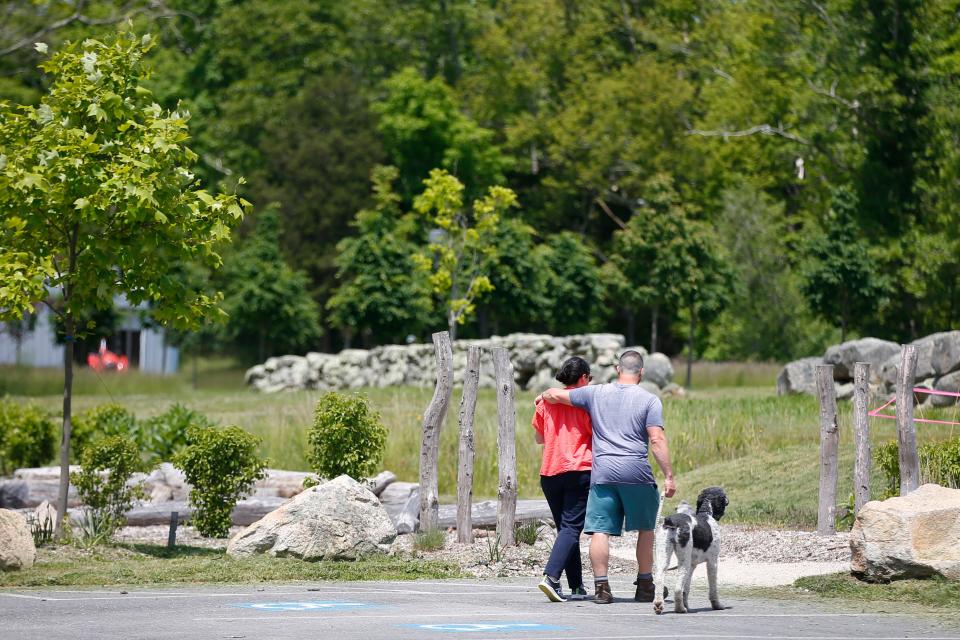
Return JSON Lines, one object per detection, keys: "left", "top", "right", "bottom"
{"left": 0, "top": 297, "right": 179, "bottom": 375}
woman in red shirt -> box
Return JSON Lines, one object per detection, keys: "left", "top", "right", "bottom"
{"left": 533, "top": 356, "right": 593, "bottom": 602}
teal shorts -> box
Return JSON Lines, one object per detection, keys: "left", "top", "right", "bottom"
{"left": 584, "top": 483, "right": 659, "bottom": 536}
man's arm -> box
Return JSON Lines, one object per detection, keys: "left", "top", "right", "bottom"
{"left": 647, "top": 426, "right": 676, "bottom": 498}
{"left": 538, "top": 387, "right": 574, "bottom": 406}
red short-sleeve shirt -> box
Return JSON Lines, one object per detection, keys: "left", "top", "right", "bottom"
{"left": 532, "top": 396, "right": 592, "bottom": 476}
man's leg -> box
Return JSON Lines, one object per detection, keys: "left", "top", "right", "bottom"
{"left": 636, "top": 529, "right": 654, "bottom": 574}
{"left": 589, "top": 532, "right": 610, "bottom": 578}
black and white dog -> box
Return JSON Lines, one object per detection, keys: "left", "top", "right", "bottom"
{"left": 653, "top": 487, "right": 728, "bottom": 614}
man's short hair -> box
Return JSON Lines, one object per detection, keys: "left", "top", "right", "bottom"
{"left": 618, "top": 350, "right": 644, "bottom": 374}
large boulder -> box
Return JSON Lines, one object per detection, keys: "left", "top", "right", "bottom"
{"left": 776, "top": 357, "right": 821, "bottom": 395}
{"left": 643, "top": 352, "right": 674, "bottom": 388}
{"left": 824, "top": 338, "right": 900, "bottom": 381}
{"left": 226, "top": 475, "right": 396, "bottom": 560}
{"left": 931, "top": 370, "right": 960, "bottom": 408}
{"left": 850, "top": 484, "right": 960, "bottom": 582}
{"left": 913, "top": 331, "right": 960, "bottom": 380}
{"left": 0, "top": 509, "right": 36, "bottom": 571}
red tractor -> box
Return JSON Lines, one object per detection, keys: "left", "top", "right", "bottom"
{"left": 87, "top": 339, "right": 129, "bottom": 372}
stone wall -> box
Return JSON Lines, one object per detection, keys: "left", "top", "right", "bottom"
{"left": 245, "top": 333, "right": 677, "bottom": 394}
{"left": 777, "top": 331, "right": 960, "bottom": 405}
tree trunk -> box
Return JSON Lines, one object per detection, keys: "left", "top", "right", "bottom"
{"left": 685, "top": 306, "right": 695, "bottom": 389}
{"left": 54, "top": 313, "right": 74, "bottom": 540}
{"left": 419, "top": 331, "right": 454, "bottom": 531}
{"left": 816, "top": 364, "right": 839, "bottom": 535}
{"left": 840, "top": 314, "right": 847, "bottom": 344}
{"left": 492, "top": 347, "right": 517, "bottom": 546}
{"left": 650, "top": 305, "right": 659, "bottom": 353}
{"left": 448, "top": 312, "right": 458, "bottom": 342}
{"left": 895, "top": 344, "right": 920, "bottom": 495}
{"left": 626, "top": 309, "right": 636, "bottom": 346}
{"left": 456, "top": 346, "right": 481, "bottom": 543}
{"left": 258, "top": 328, "right": 266, "bottom": 362}
{"left": 852, "top": 362, "right": 872, "bottom": 513}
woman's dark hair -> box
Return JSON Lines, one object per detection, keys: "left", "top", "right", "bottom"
{"left": 556, "top": 356, "right": 591, "bottom": 386}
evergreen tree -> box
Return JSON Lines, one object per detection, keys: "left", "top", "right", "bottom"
{"left": 219, "top": 209, "right": 323, "bottom": 361}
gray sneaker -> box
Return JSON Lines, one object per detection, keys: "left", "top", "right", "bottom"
{"left": 538, "top": 576, "right": 567, "bottom": 602}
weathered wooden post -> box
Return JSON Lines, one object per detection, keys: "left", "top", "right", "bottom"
{"left": 852, "top": 362, "right": 871, "bottom": 513}
{"left": 456, "top": 345, "right": 481, "bottom": 543}
{"left": 816, "top": 364, "right": 839, "bottom": 535}
{"left": 895, "top": 344, "right": 920, "bottom": 495}
{"left": 419, "top": 331, "right": 454, "bottom": 531}
{"left": 491, "top": 347, "right": 517, "bottom": 546}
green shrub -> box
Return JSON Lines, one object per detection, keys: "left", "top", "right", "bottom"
{"left": 141, "top": 404, "right": 213, "bottom": 464}
{"left": 0, "top": 398, "right": 57, "bottom": 475}
{"left": 173, "top": 425, "right": 267, "bottom": 538}
{"left": 72, "top": 403, "right": 141, "bottom": 461}
{"left": 308, "top": 392, "right": 387, "bottom": 481}
{"left": 70, "top": 435, "right": 145, "bottom": 540}
{"left": 875, "top": 437, "right": 960, "bottom": 497}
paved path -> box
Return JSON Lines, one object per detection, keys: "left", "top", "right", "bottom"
{"left": 2, "top": 578, "right": 958, "bottom": 640}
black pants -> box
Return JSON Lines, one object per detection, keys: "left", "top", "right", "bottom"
{"left": 540, "top": 470, "right": 590, "bottom": 589}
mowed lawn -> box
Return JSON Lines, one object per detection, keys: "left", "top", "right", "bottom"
{"left": 3, "top": 360, "right": 958, "bottom": 529}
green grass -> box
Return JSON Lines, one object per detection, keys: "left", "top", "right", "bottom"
{"left": 0, "top": 544, "right": 461, "bottom": 588}
{"left": 0, "top": 357, "right": 247, "bottom": 396}
{"left": 793, "top": 572, "right": 960, "bottom": 611}
{"left": 673, "top": 360, "right": 783, "bottom": 389}
{"left": 7, "top": 360, "right": 960, "bottom": 530}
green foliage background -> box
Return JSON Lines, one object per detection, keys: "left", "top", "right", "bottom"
{"left": 2, "top": 0, "right": 959, "bottom": 361}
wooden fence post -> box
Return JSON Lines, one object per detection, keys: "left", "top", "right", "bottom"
{"left": 896, "top": 344, "right": 920, "bottom": 495}
{"left": 492, "top": 347, "right": 517, "bottom": 546}
{"left": 852, "top": 362, "right": 871, "bottom": 513}
{"left": 456, "top": 345, "right": 481, "bottom": 543}
{"left": 816, "top": 364, "right": 839, "bottom": 535}
{"left": 419, "top": 331, "right": 454, "bottom": 532}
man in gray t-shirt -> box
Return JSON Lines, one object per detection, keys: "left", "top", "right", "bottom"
{"left": 542, "top": 350, "right": 675, "bottom": 605}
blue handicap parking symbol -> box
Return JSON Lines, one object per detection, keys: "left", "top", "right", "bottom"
{"left": 408, "top": 622, "right": 571, "bottom": 633}
{"left": 232, "top": 601, "right": 372, "bottom": 612}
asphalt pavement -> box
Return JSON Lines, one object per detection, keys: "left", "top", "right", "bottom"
{"left": 2, "top": 578, "right": 958, "bottom": 640}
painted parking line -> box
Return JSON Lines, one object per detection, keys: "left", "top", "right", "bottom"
{"left": 408, "top": 622, "right": 572, "bottom": 633}
{"left": 231, "top": 601, "right": 374, "bottom": 612}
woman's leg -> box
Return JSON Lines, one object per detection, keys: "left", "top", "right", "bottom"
{"left": 540, "top": 474, "right": 566, "bottom": 580}
{"left": 561, "top": 471, "right": 590, "bottom": 589}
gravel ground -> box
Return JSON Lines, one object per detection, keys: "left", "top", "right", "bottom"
{"left": 112, "top": 522, "right": 850, "bottom": 582}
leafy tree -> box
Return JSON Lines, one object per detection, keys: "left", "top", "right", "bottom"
{"left": 538, "top": 232, "right": 606, "bottom": 336}
{"left": 475, "top": 218, "right": 547, "bottom": 336}
{"left": 412, "top": 169, "right": 517, "bottom": 340}
{"left": 375, "top": 68, "right": 509, "bottom": 201}
{"left": 801, "top": 187, "right": 887, "bottom": 343}
{"left": 0, "top": 32, "right": 249, "bottom": 538}
{"left": 705, "top": 182, "right": 837, "bottom": 361}
{"left": 604, "top": 175, "right": 697, "bottom": 351}
{"left": 327, "top": 166, "right": 432, "bottom": 346}
{"left": 676, "top": 222, "right": 735, "bottom": 388}
{"left": 219, "top": 208, "right": 323, "bottom": 362}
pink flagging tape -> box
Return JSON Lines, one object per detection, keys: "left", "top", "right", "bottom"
{"left": 868, "top": 388, "right": 960, "bottom": 426}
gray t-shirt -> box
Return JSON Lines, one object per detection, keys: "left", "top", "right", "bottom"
{"left": 568, "top": 383, "right": 663, "bottom": 485}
